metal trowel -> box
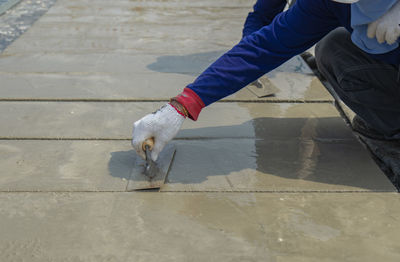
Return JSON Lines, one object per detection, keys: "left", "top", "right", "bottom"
{"left": 246, "top": 76, "right": 279, "bottom": 98}
{"left": 127, "top": 138, "right": 176, "bottom": 191}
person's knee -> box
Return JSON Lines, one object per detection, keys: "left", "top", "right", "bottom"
{"left": 315, "top": 28, "right": 350, "bottom": 73}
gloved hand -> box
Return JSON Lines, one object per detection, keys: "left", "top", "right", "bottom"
{"left": 132, "top": 103, "right": 185, "bottom": 161}
{"left": 367, "top": 1, "right": 400, "bottom": 45}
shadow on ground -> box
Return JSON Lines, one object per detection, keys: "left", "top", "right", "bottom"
{"left": 146, "top": 50, "right": 314, "bottom": 79}
{"left": 108, "top": 150, "right": 135, "bottom": 180}
{"left": 109, "top": 117, "right": 392, "bottom": 191}
{"left": 146, "top": 50, "right": 226, "bottom": 76}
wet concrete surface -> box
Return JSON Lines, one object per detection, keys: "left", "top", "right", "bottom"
{"left": 2, "top": 100, "right": 394, "bottom": 192}
{"left": 0, "top": 192, "right": 400, "bottom": 261}
{"left": 0, "top": 138, "right": 395, "bottom": 192}
{"left": 0, "top": 0, "right": 399, "bottom": 260}
{"left": 162, "top": 139, "right": 394, "bottom": 192}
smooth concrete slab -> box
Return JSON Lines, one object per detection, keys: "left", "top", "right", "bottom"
{"left": 3, "top": 34, "right": 235, "bottom": 55}
{"left": 0, "top": 102, "right": 353, "bottom": 139}
{"left": 0, "top": 140, "right": 132, "bottom": 191}
{"left": 0, "top": 55, "right": 332, "bottom": 102}
{"left": 3, "top": 0, "right": 248, "bottom": 55}
{"left": 0, "top": 53, "right": 159, "bottom": 73}
{"left": 40, "top": 0, "right": 252, "bottom": 19}
{"left": 0, "top": 53, "right": 305, "bottom": 77}
{"left": 0, "top": 192, "right": 399, "bottom": 261}
{"left": 2, "top": 12, "right": 245, "bottom": 55}
{"left": 163, "top": 139, "right": 395, "bottom": 192}
{"left": 0, "top": 71, "right": 194, "bottom": 99}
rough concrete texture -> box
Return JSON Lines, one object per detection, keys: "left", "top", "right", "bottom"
{"left": 0, "top": 0, "right": 399, "bottom": 260}
{"left": 1, "top": 193, "right": 400, "bottom": 262}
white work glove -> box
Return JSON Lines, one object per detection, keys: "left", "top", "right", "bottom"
{"left": 367, "top": 1, "right": 400, "bottom": 45}
{"left": 132, "top": 104, "right": 185, "bottom": 161}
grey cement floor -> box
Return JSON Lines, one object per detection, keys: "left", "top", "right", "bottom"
{"left": 0, "top": 0, "right": 399, "bottom": 261}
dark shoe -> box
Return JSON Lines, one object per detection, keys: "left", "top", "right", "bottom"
{"left": 301, "top": 52, "right": 317, "bottom": 70}
{"left": 352, "top": 115, "right": 388, "bottom": 140}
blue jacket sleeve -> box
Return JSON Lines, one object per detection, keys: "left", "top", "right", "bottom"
{"left": 242, "top": 0, "right": 287, "bottom": 38}
{"left": 187, "top": 0, "right": 341, "bottom": 106}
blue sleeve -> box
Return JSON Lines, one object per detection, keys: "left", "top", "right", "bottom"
{"left": 187, "top": 0, "right": 341, "bottom": 106}
{"left": 242, "top": 0, "right": 287, "bottom": 38}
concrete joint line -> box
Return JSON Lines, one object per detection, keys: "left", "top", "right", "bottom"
{"left": 0, "top": 190, "right": 396, "bottom": 194}
{"left": 0, "top": 98, "right": 334, "bottom": 103}
{"left": 220, "top": 99, "right": 334, "bottom": 104}
{"left": 0, "top": 137, "right": 132, "bottom": 141}
{"left": 0, "top": 137, "right": 251, "bottom": 141}
{"left": 0, "top": 98, "right": 170, "bottom": 103}
{"left": 0, "top": 137, "right": 353, "bottom": 142}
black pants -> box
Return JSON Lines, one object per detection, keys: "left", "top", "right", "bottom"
{"left": 315, "top": 28, "right": 400, "bottom": 140}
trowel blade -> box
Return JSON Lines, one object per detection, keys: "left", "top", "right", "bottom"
{"left": 246, "top": 76, "right": 279, "bottom": 98}
{"left": 127, "top": 144, "right": 176, "bottom": 191}
{"left": 143, "top": 146, "right": 160, "bottom": 179}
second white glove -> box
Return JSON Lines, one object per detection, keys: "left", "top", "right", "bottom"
{"left": 367, "top": 1, "right": 400, "bottom": 45}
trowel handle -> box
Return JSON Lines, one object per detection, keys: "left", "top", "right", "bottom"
{"left": 142, "top": 137, "right": 155, "bottom": 151}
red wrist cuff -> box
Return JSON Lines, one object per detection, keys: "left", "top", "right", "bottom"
{"left": 168, "top": 103, "right": 186, "bottom": 118}
{"left": 173, "top": 88, "right": 205, "bottom": 121}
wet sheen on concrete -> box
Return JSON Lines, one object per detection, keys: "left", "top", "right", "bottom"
{"left": 163, "top": 139, "right": 394, "bottom": 192}
{"left": 0, "top": 139, "right": 395, "bottom": 192}
{"left": 1, "top": 101, "right": 393, "bottom": 192}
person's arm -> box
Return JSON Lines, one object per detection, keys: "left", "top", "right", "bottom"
{"left": 132, "top": 0, "right": 342, "bottom": 160}
{"left": 176, "top": 0, "right": 341, "bottom": 120}
{"left": 242, "top": 0, "right": 288, "bottom": 38}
